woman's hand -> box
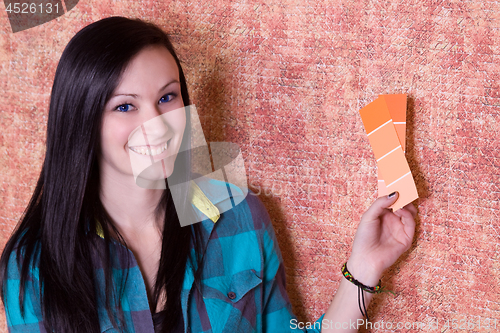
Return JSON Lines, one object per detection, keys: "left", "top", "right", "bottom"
{"left": 347, "top": 192, "right": 417, "bottom": 286}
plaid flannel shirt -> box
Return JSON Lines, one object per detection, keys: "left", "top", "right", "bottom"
{"left": 4, "top": 178, "right": 324, "bottom": 332}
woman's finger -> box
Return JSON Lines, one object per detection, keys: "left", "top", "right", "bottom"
{"left": 394, "top": 206, "right": 414, "bottom": 223}
{"left": 394, "top": 205, "right": 416, "bottom": 246}
{"left": 403, "top": 202, "right": 418, "bottom": 218}
{"left": 362, "top": 192, "right": 399, "bottom": 221}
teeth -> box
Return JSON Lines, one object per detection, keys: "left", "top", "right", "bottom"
{"left": 130, "top": 142, "right": 168, "bottom": 156}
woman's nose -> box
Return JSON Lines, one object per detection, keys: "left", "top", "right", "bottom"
{"left": 140, "top": 104, "right": 170, "bottom": 140}
{"left": 141, "top": 102, "right": 163, "bottom": 120}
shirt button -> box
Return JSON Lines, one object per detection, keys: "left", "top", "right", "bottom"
{"left": 228, "top": 291, "right": 236, "bottom": 300}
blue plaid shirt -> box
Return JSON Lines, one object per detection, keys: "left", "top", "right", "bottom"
{"left": 4, "top": 178, "right": 324, "bottom": 332}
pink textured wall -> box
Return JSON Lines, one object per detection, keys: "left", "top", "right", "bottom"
{"left": 1, "top": 0, "right": 499, "bottom": 331}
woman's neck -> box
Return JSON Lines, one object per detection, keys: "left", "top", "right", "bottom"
{"left": 99, "top": 169, "right": 166, "bottom": 308}
{"left": 99, "top": 168, "right": 165, "bottom": 237}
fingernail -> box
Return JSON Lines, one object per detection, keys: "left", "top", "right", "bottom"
{"left": 388, "top": 192, "right": 396, "bottom": 198}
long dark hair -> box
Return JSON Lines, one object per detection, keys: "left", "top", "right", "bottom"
{"left": 0, "top": 17, "right": 202, "bottom": 332}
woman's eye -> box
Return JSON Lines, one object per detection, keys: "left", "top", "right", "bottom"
{"left": 159, "top": 93, "right": 176, "bottom": 104}
{"left": 116, "top": 104, "right": 133, "bottom": 112}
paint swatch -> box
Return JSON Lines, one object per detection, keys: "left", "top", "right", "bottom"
{"left": 359, "top": 94, "right": 418, "bottom": 210}
{"left": 377, "top": 94, "right": 407, "bottom": 196}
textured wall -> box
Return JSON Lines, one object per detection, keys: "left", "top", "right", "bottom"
{"left": 1, "top": 0, "right": 500, "bottom": 331}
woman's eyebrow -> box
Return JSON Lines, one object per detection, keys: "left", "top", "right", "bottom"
{"left": 112, "top": 93, "right": 138, "bottom": 98}
{"left": 158, "top": 79, "right": 180, "bottom": 92}
{"left": 111, "top": 80, "right": 180, "bottom": 98}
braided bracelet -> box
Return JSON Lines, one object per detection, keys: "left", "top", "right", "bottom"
{"left": 341, "top": 262, "right": 383, "bottom": 321}
{"left": 341, "top": 262, "right": 382, "bottom": 293}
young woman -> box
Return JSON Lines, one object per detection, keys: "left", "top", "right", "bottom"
{"left": 0, "top": 17, "right": 417, "bottom": 332}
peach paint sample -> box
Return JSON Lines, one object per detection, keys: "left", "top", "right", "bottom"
{"left": 377, "top": 94, "right": 407, "bottom": 196}
{"left": 359, "top": 95, "right": 418, "bottom": 210}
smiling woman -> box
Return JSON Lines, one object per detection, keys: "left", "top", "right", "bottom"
{"left": 0, "top": 17, "right": 200, "bottom": 333}
{"left": 0, "top": 16, "right": 417, "bottom": 333}
{"left": 98, "top": 45, "right": 190, "bottom": 316}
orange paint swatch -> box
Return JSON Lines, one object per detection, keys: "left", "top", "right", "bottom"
{"left": 377, "top": 94, "right": 407, "bottom": 196}
{"left": 381, "top": 94, "right": 407, "bottom": 151}
{"left": 359, "top": 94, "right": 418, "bottom": 210}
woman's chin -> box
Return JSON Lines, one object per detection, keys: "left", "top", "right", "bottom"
{"left": 134, "top": 160, "right": 175, "bottom": 189}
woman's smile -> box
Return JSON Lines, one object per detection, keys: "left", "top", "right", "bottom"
{"left": 128, "top": 141, "right": 169, "bottom": 156}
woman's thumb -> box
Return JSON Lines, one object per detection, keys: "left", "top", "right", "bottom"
{"left": 363, "top": 192, "right": 399, "bottom": 221}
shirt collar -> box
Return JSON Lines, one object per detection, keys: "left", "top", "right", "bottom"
{"left": 190, "top": 180, "right": 220, "bottom": 223}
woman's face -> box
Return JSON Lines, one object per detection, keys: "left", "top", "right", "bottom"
{"left": 100, "top": 45, "right": 186, "bottom": 185}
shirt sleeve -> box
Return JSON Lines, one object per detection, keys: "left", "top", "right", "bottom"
{"left": 3, "top": 249, "right": 44, "bottom": 332}
{"left": 247, "top": 194, "right": 324, "bottom": 333}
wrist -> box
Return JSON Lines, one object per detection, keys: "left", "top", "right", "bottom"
{"left": 346, "top": 258, "right": 383, "bottom": 287}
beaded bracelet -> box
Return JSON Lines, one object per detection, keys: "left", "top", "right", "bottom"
{"left": 341, "top": 262, "right": 382, "bottom": 293}
{"left": 341, "top": 262, "right": 384, "bottom": 321}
